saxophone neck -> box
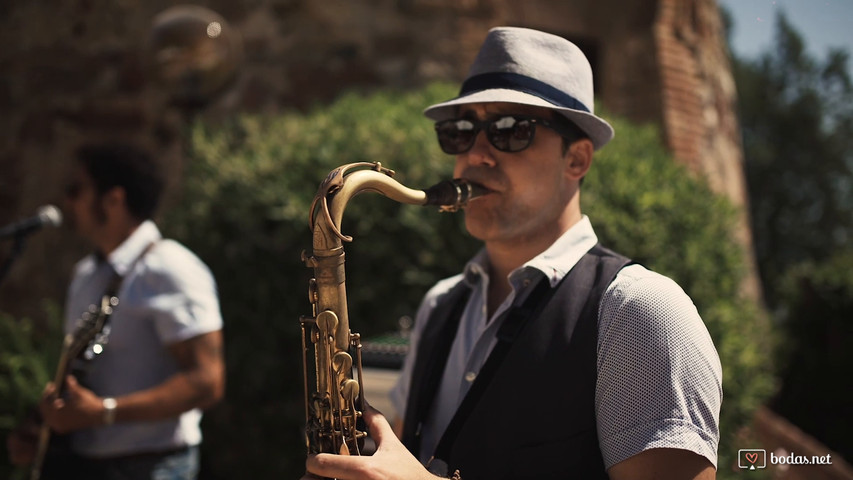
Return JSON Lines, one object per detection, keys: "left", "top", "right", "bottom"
{"left": 308, "top": 163, "right": 421, "bottom": 250}
{"left": 309, "top": 162, "right": 486, "bottom": 248}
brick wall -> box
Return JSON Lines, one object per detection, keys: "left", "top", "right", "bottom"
{"left": 0, "top": 0, "right": 760, "bottom": 315}
{"left": 654, "top": 0, "right": 762, "bottom": 301}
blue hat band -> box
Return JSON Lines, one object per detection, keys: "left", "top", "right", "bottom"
{"left": 459, "top": 72, "right": 590, "bottom": 113}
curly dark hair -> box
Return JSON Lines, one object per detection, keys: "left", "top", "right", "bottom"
{"left": 74, "top": 143, "right": 165, "bottom": 221}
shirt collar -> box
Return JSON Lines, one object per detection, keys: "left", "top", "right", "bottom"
{"left": 463, "top": 215, "right": 599, "bottom": 288}
{"left": 106, "top": 220, "right": 162, "bottom": 276}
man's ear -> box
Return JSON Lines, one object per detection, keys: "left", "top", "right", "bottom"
{"left": 565, "top": 138, "right": 594, "bottom": 180}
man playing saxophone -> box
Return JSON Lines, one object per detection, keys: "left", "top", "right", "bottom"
{"left": 304, "top": 26, "right": 721, "bottom": 480}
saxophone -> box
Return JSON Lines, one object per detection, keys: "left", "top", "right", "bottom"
{"left": 300, "top": 162, "right": 483, "bottom": 458}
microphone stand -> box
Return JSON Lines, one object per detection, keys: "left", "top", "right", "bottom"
{"left": 0, "top": 232, "right": 26, "bottom": 287}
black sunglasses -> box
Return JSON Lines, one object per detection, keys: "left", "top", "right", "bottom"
{"left": 435, "top": 115, "right": 568, "bottom": 154}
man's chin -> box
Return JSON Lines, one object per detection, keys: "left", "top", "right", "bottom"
{"left": 463, "top": 211, "right": 498, "bottom": 241}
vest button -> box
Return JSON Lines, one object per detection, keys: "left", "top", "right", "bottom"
{"left": 464, "top": 371, "right": 477, "bottom": 382}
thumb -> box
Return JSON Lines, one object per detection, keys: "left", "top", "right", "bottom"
{"left": 64, "top": 375, "right": 83, "bottom": 397}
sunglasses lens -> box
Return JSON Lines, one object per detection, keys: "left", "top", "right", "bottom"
{"left": 488, "top": 117, "right": 534, "bottom": 152}
{"left": 436, "top": 119, "right": 477, "bottom": 154}
{"left": 435, "top": 116, "right": 537, "bottom": 154}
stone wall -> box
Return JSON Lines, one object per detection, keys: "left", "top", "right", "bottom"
{"left": 654, "top": 0, "right": 762, "bottom": 300}
{"left": 0, "top": 0, "right": 760, "bottom": 317}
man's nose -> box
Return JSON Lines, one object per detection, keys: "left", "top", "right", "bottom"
{"left": 462, "top": 131, "right": 497, "bottom": 167}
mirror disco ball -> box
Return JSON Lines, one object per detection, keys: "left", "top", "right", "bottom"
{"left": 146, "top": 5, "right": 242, "bottom": 108}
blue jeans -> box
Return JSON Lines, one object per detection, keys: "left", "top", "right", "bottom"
{"left": 151, "top": 446, "right": 199, "bottom": 480}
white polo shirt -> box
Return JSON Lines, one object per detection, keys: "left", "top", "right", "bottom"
{"left": 65, "top": 220, "right": 222, "bottom": 458}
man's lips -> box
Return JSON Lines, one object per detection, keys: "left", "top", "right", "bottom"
{"left": 462, "top": 179, "right": 499, "bottom": 195}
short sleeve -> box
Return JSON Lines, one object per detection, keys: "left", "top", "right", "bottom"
{"left": 141, "top": 240, "right": 223, "bottom": 344}
{"left": 595, "top": 264, "right": 722, "bottom": 469}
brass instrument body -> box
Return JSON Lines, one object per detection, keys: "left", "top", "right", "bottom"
{"left": 300, "top": 162, "right": 483, "bottom": 458}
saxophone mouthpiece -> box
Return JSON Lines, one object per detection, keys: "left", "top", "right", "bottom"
{"left": 424, "top": 179, "right": 487, "bottom": 212}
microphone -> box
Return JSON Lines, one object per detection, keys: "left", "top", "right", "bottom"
{"left": 0, "top": 205, "right": 63, "bottom": 239}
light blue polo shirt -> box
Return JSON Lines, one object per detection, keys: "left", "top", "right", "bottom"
{"left": 65, "top": 220, "right": 222, "bottom": 458}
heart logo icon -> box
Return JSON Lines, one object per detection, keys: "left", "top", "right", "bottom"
{"left": 745, "top": 452, "right": 758, "bottom": 464}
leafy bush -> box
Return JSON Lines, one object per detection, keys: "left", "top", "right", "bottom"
{"left": 0, "top": 83, "right": 771, "bottom": 479}
{"left": 730, "top": 13, "right": 852, "bottom": 463}
{"left": 166, "top": 83, "right": 775, "bottom": 478}
{"left": 163, "top": 83, "right": 482, "bottom": 478}
{"left": 733, "top": 13, "right": 853, "bottom": 307}
{"left": 584, "top": 116, "right": 776, "bottom": 474}
{"left": 770, "top": 250, "right": 853, "bottom": 460}
{"left": 0, "top": 304, "right": 63, "bottom": 480}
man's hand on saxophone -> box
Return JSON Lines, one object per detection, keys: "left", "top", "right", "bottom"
{"left": 302, "top": 405, "right": 442, "bottom": 480}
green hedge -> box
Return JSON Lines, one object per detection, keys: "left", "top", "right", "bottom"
{"left": 771, "top": 250, "right": 853, "bottom": 460}
{"left": 163, "top": 83, "right": 484, "bottom": 478}
{"left": 0, "top": 304, "right": 63, "bottom": 480}
{"left": 164, "top": 83, "right": 774, "bottom": 478}
{"left": 0, "top": 83, "right": 775, "bottom": 478}
{"left": 584, "top": 114, "right": 776, "bottom": 474}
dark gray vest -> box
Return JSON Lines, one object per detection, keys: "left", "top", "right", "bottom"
{"left": 402, "top": 245, "right": 631, "bottom": 480}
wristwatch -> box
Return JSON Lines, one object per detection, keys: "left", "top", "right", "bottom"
{"left": 102, "top": 397, "right": 117, "bottom": 425}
